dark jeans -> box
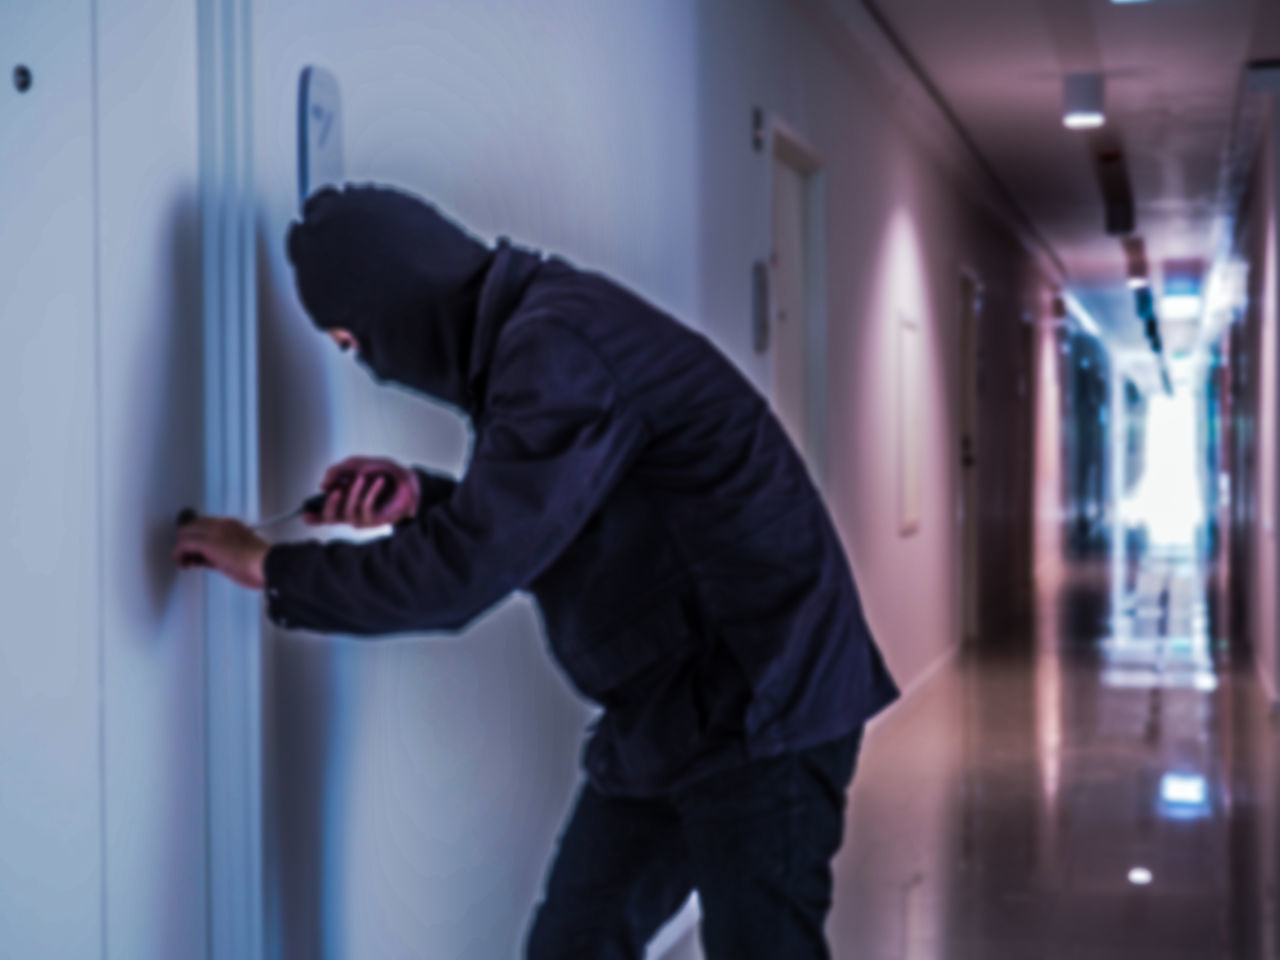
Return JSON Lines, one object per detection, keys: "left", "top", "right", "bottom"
{"left": 526, "top": 727, "right": 864, "bottom": 959}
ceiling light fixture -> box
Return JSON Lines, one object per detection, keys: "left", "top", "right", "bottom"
{"left": 1124, "top": 237, "right": 1150, "bottom": 289}
{"left": 1160, "top": 773, "right": 1208, "bottom": 806}
{"left": 1064, "top": 73, "right": 1106, "bottom": 130}
{"left": 1128, "top": 867, "right": 1154, "bottom": 886}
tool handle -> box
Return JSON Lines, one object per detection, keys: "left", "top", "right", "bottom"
{"left": 303, "top": 471, "right": 398, "bottom": 520}
{"left": 302, "top": 493, "right": 329, "bottom": 516}
{"left": 175, "top": 507, "right": 212, "bottom": 568}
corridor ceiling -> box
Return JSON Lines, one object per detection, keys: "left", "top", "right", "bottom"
{"left": 868, "top": 0, "right": 1280, "bottom": 352}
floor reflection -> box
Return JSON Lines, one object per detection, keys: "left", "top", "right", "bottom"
{"left": 830, "top": 548, "right": 1279, "bottom": 959}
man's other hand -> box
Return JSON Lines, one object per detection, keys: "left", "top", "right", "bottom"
{"left": 172, "top": 517, "right": 269, "bottom": 590}
{"left": 309, "top": 456, "right": 421, "bottom": 528}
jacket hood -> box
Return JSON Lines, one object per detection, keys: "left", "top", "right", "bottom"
{"left": 286, "top": 184, "right": 535, "bottom": 412}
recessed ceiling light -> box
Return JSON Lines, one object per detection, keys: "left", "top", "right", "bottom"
{"left": 1160, "top": 773, "right": 1208, "bottom": 806}
{"left": 1064, "top": 74, "right": 1106, "bottom": 130}
{"left": 1128, "top": 867, "right": 1154, "bottom": 886}
{"left": 1111, "top": 0, "right": 1153, "bottom": 5}
{"left": 1065, "top": 112, "right": 1106, "bottom": 130}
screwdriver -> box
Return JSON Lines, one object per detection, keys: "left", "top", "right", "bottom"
{"left": 175, "top": 472, "right": 398, "bottom": 565}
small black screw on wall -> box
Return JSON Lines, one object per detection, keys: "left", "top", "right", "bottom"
{"left": 13, "top": 65, "right": 32, "bottom": 93}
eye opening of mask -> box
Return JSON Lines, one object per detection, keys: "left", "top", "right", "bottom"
{"left": 315, "top": 315, "right": 368, "bottom": 356}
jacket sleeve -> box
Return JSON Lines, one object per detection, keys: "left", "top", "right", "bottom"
{"left": 263, "top": 322, "right": 648, "bottom": 635}
{"left": 392, "top": 468, "right": 457, "bottom": 533}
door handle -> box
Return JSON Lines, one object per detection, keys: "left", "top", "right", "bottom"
{"left": 752, "top": 260, "right": 770, "bottom": 355}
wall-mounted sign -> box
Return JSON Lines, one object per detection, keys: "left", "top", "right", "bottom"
{"left": 297, "top": 66, "right": 343, "bottom": 210}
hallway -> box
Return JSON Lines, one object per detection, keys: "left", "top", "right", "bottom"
{"left": 826, "top": 548, "right": 1278, "bottom": 959}
{"left": 9, "top": 2, "right": 1280, "bottom": 958}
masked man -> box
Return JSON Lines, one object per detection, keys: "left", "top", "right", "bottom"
{"left": 174, "top": 184, "right": 898, "bottom": 959}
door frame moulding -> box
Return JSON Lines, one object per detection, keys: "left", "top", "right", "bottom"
{"left": 197, "top": 1, "right": 263, "bottom": 958}
{"left": 765, "top": 114, "right": 831, "bottom": 491}
{"left": 955, "top": 265, "right": 984, "bottom": 644}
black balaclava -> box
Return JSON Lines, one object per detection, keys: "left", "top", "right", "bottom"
{"left": 286, "top": 184, "right": 496, "bottom": 410}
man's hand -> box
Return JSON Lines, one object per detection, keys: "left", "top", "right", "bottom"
{"left": 172, "top": 517, "right": 270, "bottom": 590}
{"left": 309, "top": 456, "right": 421, "bottom": 528}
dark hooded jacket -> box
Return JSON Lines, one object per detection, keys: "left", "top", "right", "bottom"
{"left": 267, "top": 184, "right": 898, "bottom": 796}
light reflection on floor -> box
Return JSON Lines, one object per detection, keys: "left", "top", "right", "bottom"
{"left": 826, "top": 545, "right": 1280, "bottom": 960}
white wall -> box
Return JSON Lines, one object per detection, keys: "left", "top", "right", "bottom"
{"left": 253, "top": 3, "right": 701, "bottom": 958}
{"left": 1258, "top": 109, "right": 1280, "bottom": 700}
{"left": 1237, "top": 106, "right": 1280, "bottom": 702}
{"left": 0, "top": 1, "right": 209, "bottom": 958}
{"left": 252, "top": 2, "right": 1049, "bottom": 958}
{"left": 694, "top": 0, "right": 1050, "bottom": 689}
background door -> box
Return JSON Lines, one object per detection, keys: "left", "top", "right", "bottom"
{"left": 772, "top": 154, "right": 811, "bottom": 454}
{"left": 770, "top": 132, "right": 824, "bottom": 474}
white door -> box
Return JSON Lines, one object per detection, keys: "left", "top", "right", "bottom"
{"left": 959, "top": 275, "right": 982, "bottom": 640}
{"left": 0, "top": 5, "right": 106, "bottom": 956}
{"left": 771, "top": 153, "right": 812, "bottom": 458}
{"left": 94, "top": 1, "right": 208, "bottom": 955}
{"left": 0, "top": 3, "right": 209, "bottom": 957}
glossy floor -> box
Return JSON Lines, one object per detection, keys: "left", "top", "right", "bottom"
{"left": 827, "top": 549, "right": 1279, "bottom": 959}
